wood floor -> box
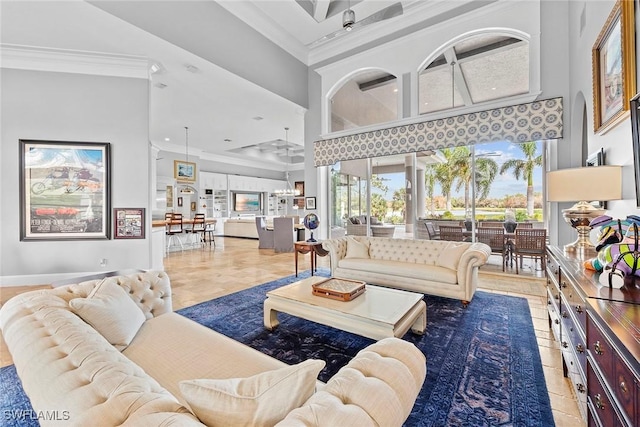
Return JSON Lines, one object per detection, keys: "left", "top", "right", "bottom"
{"left": 0, "top": 236, "right": 584, "bottom": 427}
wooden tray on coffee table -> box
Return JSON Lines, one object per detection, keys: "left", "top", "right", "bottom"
{"left": 312, "top": 277, "right": 366, "bottom": 301}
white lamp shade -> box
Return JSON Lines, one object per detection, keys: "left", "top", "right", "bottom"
{"left": 547, "top": 166, "right": 622, "bottom": 202}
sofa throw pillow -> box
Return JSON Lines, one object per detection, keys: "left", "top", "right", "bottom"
{"left": 179, "top": 359, "right": 325, "bottom": 427}
{"left": 436, "top": 242, "right": 469, "bottom": 271}
{"left": 69, "top": 279, "right": 146, "bottom": 351}
{"left": 345, "top": 236, "right": 370, "bottom": 259}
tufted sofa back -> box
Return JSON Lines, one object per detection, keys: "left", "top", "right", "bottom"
{"left": 50, "top": 270, "right": 172, "bottom": 319}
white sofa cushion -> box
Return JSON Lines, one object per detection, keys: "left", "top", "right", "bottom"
{"left": 338, "top": 258, "right": 457, "bottom": 284}
{"left": 345, "top": 236, "right": 370, "bottom": 259}
{"left": 69, "top": 279, "right": 146, "bottom": 350}
{"left": 179, "top": 359, "right": 325, "bottom": 427}
{"left": 436, "top": 242, "right": 471, "bottom": 271}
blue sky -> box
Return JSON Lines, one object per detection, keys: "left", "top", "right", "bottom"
{"left": 372, "top": 141, "right": 543, "bottom": 199}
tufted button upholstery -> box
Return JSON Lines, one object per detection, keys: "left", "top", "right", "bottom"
{"left": 50, "top": 271, "right": 172, "bottom": 320}
{"left": 276, "top": 337, "right": 426, "bottom": 427}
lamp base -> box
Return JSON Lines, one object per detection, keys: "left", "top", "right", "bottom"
{"left": 561, "top": 201, "right": 605, "bottom": 259}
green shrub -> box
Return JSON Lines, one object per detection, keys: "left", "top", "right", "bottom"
{"left": 442, "top": 211, "right": 454, "bottom": 219}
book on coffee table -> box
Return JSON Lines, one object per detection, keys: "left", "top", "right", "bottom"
{"left": 311, "top": 278, "right": 366, "bottom": 301}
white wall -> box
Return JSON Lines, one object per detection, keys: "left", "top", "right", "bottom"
{"left": 0, "top": 69, "right": 150, "bottom": 284}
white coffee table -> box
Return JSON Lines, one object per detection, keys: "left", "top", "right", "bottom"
{"left": 264, "top": 276, "right": 426, "bottom": 340}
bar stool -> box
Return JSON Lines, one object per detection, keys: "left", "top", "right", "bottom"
{"left": 204, "top": 220, "right": 216, "bottom": 248}
{"left": 166, "top": 213, "right": 184, "bottom": 252}
{"left": 188, "top": 213, "right": 206, "bottom": 248}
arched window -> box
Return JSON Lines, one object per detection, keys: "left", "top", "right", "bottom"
{"left": 419, "top": 33, "right": 529, "bottom": 114}
{"left": 330, "top": 69, "right": 398, "bottom": 132}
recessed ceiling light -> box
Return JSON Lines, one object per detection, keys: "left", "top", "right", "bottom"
{"left": 393, "top": 88, "right": 398, "bottom": 93}
{"left": 149, "top": 62, "right": 165, "bottom": 74}
{"left": 154, "top": 82, "right": 167, "bottom": 89}
{"left": 224, "top": 139, "right": 232, "bottom": 143}
{"left": 185, "top": 64, "right": 200, "bottom": 73}
{"left": 164, "top": 137, "right": 170, "bottom": 141}
{"left": 252, "top": 116, "right": 264, "bottom": 121}
{"left": 491, "top": 87, "right": 497, "bottom": 90}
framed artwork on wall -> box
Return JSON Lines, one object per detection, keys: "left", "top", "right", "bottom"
{"left": 113, "top": 208, "right": 145, "bottom": 239}
{"left": 592, "top": 0, "right": 636, "bottom": 134}
{"left": 19, "top": 139, "right": 111, "bottom": 240}
{"left": 629, "top": 92, "right": 640, "bottom": 207}
{"left": 174, "top": 160, "right": 196, "bottom": 182}
{"left": 585, "top": 148, "right": 607, "bottom": 209}
{"left": 295, "top": 181, "right": 305, "bottom": 196}
{"left": 305, "top": 197, "right": 316, "bottom": 210}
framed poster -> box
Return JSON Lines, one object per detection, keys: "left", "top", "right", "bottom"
{"left": 114, "top": 208, "right": 145, "bottom": 239}
{"left": 20, "top": 140, "right": 111, "bottom": 240}
{"left": 174, "top": 160, "right": 196, "bottom": 182}
{"left": 592, "top": 0, "right": 636, "bottom": 133}
{"left": 295, "top": 181, "right": 305, "bottom": 196}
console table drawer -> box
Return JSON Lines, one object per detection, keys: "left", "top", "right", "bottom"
{"left": 588, "top": 312, "right": 639, "bottom": 425}
{"left": 587, "top": 359, "right": 625, "bottom": 427}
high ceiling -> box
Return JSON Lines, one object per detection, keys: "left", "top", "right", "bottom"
{"left": 0, "top": 0, "right": 496, "bottom": 170}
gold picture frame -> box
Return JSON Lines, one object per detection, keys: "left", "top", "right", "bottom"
{"left": 174, "top": 160, "right": 197, "bottom": 182}
{"left": 592, "top": 0, "right": 636, "bottom": 134}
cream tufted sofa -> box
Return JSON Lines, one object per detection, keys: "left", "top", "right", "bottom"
{"left": 323, "top": 236, "right": 491, "bottom": 305}
{"left": 0, "top": 270, "right": 426, "bottom": 426}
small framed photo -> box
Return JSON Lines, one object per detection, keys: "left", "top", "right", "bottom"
{"left": 113, "top": 208, "right": 145, "bottom": 239}
{"left": 177, "top": 196, "right": 183, "bottom": 207}
{"left": 305, "top": 196, "right": 316, "bottom": 210}
{"left": 174, "top": 160, "right": 197, "bottom": 182}
{"left": 295, "top": 181, "right": 305, "bottom": 196}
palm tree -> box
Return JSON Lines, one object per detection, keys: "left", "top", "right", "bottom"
{"left": 434, "top": 148, "right": 458, "bottom": 212}
{"left": 424, "top": 165, "right": 437, "bottom": 216}
{"left": 450, "top": 147, "right": 498, "bottom": 217}
{"left": 499, "top": 141, "right": 542, "bottom": 216}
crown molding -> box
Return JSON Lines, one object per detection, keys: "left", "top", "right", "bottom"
{"left": 0, "top": 44, "right": 149, "bottom": 79}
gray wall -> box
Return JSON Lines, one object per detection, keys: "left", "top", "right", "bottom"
{"left": 0, "top": 69, "right": 150, "bottom": 284}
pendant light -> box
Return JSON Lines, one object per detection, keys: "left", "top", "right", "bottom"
{"left": 274, "top": 127, "right": 300, "bottom": 197}
{"left": 180, "top": 126, "right": 195, "bottom": 194}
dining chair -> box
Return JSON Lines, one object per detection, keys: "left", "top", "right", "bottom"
{"left": 479, "top": 221, "right": 504, "bottom": 228}
{"left": 424, "top": 222, "right": 440, "bottom": 240}
{"left": 166, "top": 213, "right": 184, "bottom": 252}
{"left": 513, "top": 228, "right": 547, "bottom": 275}
{"left": 438, "top": 225, "right": 465, "bottom": 242}
{"left": 476, "top": 227, "right": 507, "bottom": 271}
{"left": 255, "top": 217, "right": 274, "bottom": 249}
{"left": 516, "top": 222, "right": 534, "bottom": 229}
{"left": 273, "top": 217, "right": 294, "bottom": 253}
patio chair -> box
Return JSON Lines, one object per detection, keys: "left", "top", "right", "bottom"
{"left": 438, "top": 225, "right": 465, "bottom": 242}
{"left": 476, "top": 227, "right": 507, "bottom": 271}
{"left": 513, "top": 228, "right": 547, "bottom": 274}
{"left": 424, "top": 222, "right": 440, "bottom": 240}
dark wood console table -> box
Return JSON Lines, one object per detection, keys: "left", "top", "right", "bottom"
{"left": 546, "top": 246, "right": 639, "bottom": 426}
{"left": 294, "top": 241, "right": 329, "bottom": 277}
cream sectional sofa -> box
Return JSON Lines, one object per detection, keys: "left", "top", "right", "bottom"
{"left": 323, "top": 236, "right": 491, "bottom": 305}
{"left": 0, "top": 271, "right": 426, "bottom": 426}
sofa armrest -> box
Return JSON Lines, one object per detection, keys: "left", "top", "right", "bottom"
{"left": 456, "top": 242, "right": 491, "bottom": 292}
{"left": 276, "top": 337, "right": 426, "bottom": 427}
{"left": 321, "top": 238, "right": 348, "bottom": 276}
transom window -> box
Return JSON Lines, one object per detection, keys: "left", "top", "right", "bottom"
{"left": 419, "top": 34, "right": 529, "bottom": 114}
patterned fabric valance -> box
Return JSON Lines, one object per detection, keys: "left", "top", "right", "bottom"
{"left": 313, "top": 97, "right": 563, "bottom": 167}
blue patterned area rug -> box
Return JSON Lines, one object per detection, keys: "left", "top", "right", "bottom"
{"left": 0, "top": 269, "right": 554, "bottom": 426}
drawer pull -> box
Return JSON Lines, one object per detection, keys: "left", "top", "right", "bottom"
{"left": 620, "top": 381, "right": 628, "bottom": 393}
{"left": 594, "top": 394, "right": 605, "bottom": 410}
{"left": 575, "top": 305, "right": 583, "bottom": 314}
{"left": 576, "top": 344, "right": 584, "bottom": 353}
{"left": 593, "top": 341, "right": 604, "bottom": 355}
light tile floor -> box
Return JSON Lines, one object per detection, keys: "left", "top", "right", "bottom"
{"left": 0, "top": 236, "right": 585, "bottom": 426}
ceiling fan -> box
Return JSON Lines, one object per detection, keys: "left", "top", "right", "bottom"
{"left": 309, "top": 2, "right": 403, "bottom": 47}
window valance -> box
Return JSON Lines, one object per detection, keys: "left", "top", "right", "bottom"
{"left": 313, "top": 97, "right": 563, "bottom": 167}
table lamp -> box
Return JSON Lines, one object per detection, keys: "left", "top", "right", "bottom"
{"left": 547, "top": 166, "right": 622, "bottom": 256}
